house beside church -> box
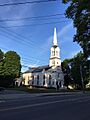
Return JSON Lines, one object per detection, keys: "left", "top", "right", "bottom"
{"left": 16, "top": 28, "right": 64, "bottom": 88}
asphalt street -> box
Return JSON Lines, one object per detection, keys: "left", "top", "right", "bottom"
{"left": 0, "top": 93, "right": 90, "bottom": 120}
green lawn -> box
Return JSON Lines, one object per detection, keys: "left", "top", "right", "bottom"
{"left": 7, "top": 86, "right": 80, "bottom": 93}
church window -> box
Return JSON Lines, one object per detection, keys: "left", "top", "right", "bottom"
{"left": 37, "top": 79, "right": 39, "bottom": 85}
{"left": 54, "top": 50, "right": 55, "bottom": 56}
{"left": 48, "top": 75, "right": 51, "bottom": 85}
{"left": 56, "top": 81, "right": 58, "bottom": 85}
{"left": 48, "top": 79, "right": 51, "bottom": 85}
{"left": 37, "top": 75, "right": 39, "bottom": 80}
{"left": 59, "top": 81, "right": 61, "bottom": 87}
{"left": 52, "top": 51, "right": 55, "bottom": 56}
{"left": 52, "top": 81, "right": 54, "bottom": 85}
{"left": 32, "top": 80, "right": 34, "bottom": 85}
{"left": 43, "top": 80, "right": 45, "bottom": 85}
{"left": 49, "top": 75, "right": 52, "bottom": 80}
{"left": 43, "top": 75, "right": 45, "bottom": 85}
{"left": 37, "top": 75, "right": 39, "bottom": 85}
{"left": 56, "top": 51, "right": 58, "bottom": 56}
{"left": 43, "top": 75, "right": 45, "bottom": 80}
{"left": 32, "top": 76, "right": 34, "bottom": 80}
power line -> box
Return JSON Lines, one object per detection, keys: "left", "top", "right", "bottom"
{"left": 0, "top": 46, "right": 47, "bottom": 63}
{"left": 0, "top": 28, "right": 33, "bottom": 48}
{"left": 0, "top": 27, "right": 48, "bottom": 52}
{"left": 22, "top": 56, "right": 47, "bottom": 63}
{"left": 0, "top": 20, "right": 70, "bottom": 28}
{"left": 0, "top": 14, "right": 64, "bottom": 22}
{"left": 0, "top": 0, "right": 57, "bottom": 7}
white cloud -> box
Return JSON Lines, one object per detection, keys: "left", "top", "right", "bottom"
{"left": 0, "top": 0, "right": 33, "bottom": 27}
{"left": 58, "top": 22, "right": 73, "bottom": 37}
{"left": 68, "top": 50, "right": 81, "bottom": 58}
{"left": 38, "top": 36, "right": 52, "bottom": 56}
{"left": 29, "top": 60, "right": 40, "bottom": 68}
{"left": 40, "top": 22, "right": 74, "bottom": 53}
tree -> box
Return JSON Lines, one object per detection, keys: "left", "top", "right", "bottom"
{"left": 0, "top": 49, "right": 4, "bottom": 61}
{"left": 61, "top": 58, "right": 72, "bottom": 74}
{"left": 62, "top": 0, "right": 90, "bottom": 58}
{"left": 72, "top": 52, "right": 90, "bottom": 88}
{"left": 0, "top": 50, "right": 21, "bottom": 87}
{"left": 62, "top": 51, "right": 89, "bottom": 89}
{"left": 0, "top": 49, "right": 4, "bottom": 85}
{"left": 61, "top": 58, "right": 73, "bottom": 88}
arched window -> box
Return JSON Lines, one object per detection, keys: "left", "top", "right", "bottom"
{"left": 56, "top": 51, "right": 58, "bottom": 56}
{"left": 54, "top": 50, "right": 55, "bottom": 56}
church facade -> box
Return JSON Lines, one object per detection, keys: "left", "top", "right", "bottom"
{"left": 22, "top": 28, "right": 64, "bottom": 88}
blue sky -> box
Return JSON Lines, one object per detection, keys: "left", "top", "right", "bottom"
{"left": 0, "top": 0, "right": 82, "bottom": 72}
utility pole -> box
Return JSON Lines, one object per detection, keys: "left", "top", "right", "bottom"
{"left": 80, "top": 65, "right": 85, "bottom": 93}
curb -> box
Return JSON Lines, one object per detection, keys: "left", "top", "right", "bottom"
{"left": 0, "top": 92, "right": 84, "bottom": 101}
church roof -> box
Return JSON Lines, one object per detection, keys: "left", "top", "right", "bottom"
{"left": 24, "top": 65, "right": 51, "bottom": 73}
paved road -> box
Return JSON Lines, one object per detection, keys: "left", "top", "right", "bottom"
{"left": 0, "top": 93, "right": 90, "bottom": 120}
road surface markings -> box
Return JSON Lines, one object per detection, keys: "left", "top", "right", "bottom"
{"left": 0, "top": 101, "right": 5, "bottom": 103}
{"left": 0, "top": 96, "right": 90, "bottom": 112}
{"left": 2, "top": 94, "right": 83, "bottom": 102}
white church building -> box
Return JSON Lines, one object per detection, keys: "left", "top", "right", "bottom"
{"left": 21, "top": 28, "right": 64, "bottom": 88}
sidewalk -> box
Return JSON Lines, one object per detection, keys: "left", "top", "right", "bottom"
{"left": 0, "top": 90, "right": 36, "bottom": 101}
{"left": 0, "top": 90, "right": 84, "bottom": 101}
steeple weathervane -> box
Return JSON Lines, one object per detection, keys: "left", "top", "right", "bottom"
{"left": 53, "top": 27, "right": 57, "bottom": 46}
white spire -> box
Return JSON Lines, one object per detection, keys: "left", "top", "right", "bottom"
{"left": 53, "top": 27, "right": 58, "bottom": 46}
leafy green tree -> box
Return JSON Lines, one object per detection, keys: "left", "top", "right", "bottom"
{"left": 62, "top": 0, "right": 90, "bottom": 58}
{"left": 0, "top": 49, "right": 4, "bottom": 77}
{"left": 0, "top": 50, "right": 21, "bottom": 87}
{"left": 0, "top": 49, "right": 4, "bottom": 61}
{"left": 71, "top": 52, "right": 90, "bottom": 88}
{"left": 62, "top": 52, "right": 89, "bottom": 89}
{"left": 4, "top": 51, "right": 21, "bottom": 77}
{"left": 71, "top": 52, "right": 84, "bottom": 88}
{"left": 62, "top": 58, "right": 73, "bottom": 88}
{"left": 61, "top": 58, "right": 72, "bottom": 74}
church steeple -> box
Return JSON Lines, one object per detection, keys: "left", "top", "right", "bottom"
{"left": 49, "top": 28, "right": 61, "bottom": 67}
{"left": 53, "top": 28, "right": 58, "bottom": 47}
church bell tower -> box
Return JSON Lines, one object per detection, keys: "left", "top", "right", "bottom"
{"left": 49, "top": 28, "right": 61, "bottom": 67}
